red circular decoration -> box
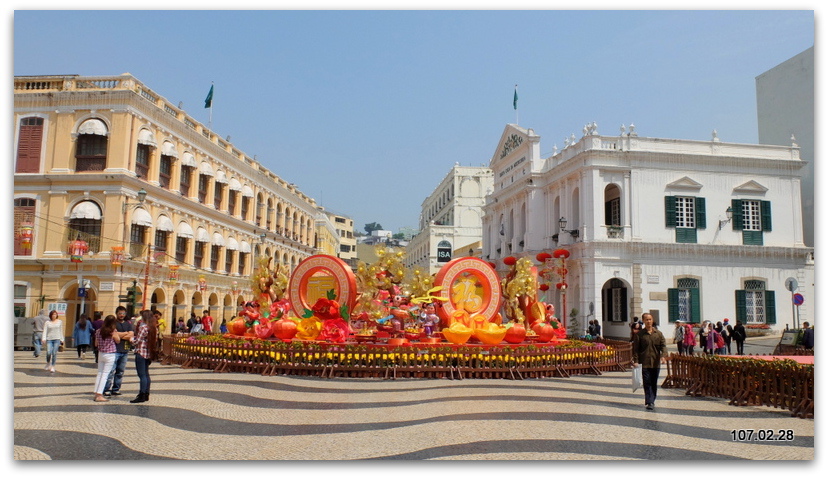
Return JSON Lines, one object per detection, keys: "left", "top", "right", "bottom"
{"left": 288, "top": 255, "right": 357, "bottom": 318}
{"left": 433, "top": 257, "right": 503, "bottom": 325}
{"left": 503, "top": 256, "right": 517, "bottom": 266}
{"left": 536, "top": 252, "right": 552, "bottom": 262}
{"left": 552, "top": 248, "right": 570, "bottom": 259}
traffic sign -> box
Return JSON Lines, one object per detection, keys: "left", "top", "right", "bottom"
{"left": 793, "top": 293, "right": 804, "bottom": 305}
{"left": 785, "top": 277, "right": 798, "bottom": 292}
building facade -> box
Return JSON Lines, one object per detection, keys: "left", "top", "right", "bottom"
{"left": 756, "top": 46, "right": 814, "bottom": 247}
{"left": 14, "top": 74, "right": 320, "bottom": 334}
{"left": 483, "top": 124, "right": 814, "bottom": 337}
{"left": 406, "top": 165, "right": 493, "bottom": 274}
{"left": 321, "top": 210, "right": 357, "bottom": 268}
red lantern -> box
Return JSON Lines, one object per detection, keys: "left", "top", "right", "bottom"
{"left": 556, "top": 282, "right": 568, "bottom": 290}
{"left": 19, "top": 221, "right": 34, "bottom": 250}
{"left": 503, "top": 256, "right": 517, "bottom": 266}
{"left": 197, "top": 275, "right": 207, "bottom": 291}
{"left": 539, "top": 284, "right": 550, "bottom": 291}
{"left": 110, "top": 246, "right": 124, "bottom": 266}
{"left": 168, "top": 264, "right": 180, "bottom": 283}
{"left": 536, "top": 252, "right": 552, "bottom": 262}
{"left": 68, "top": 238, "right": 88, "bottom": 263}
{"left": 552, "top": 248, "right": 570, "bottom": 259}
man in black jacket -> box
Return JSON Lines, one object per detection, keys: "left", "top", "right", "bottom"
{"left": 632, "top": 313, "right": 666, "bottom": 410}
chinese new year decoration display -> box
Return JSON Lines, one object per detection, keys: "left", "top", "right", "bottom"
{"left": 19, "top": 221, "right": 34, "bottom": 250}
{"left": 168, "top": 264, "right": 179, "bottom": 283}
{"left": 110, "top": 246, "right": 124, "bottom": 266}
{"left": 68, "top": 238, "right": 89, "bottom": 263}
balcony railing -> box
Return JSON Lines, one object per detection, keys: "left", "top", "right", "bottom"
{"left": 606, "top": 225, "right": 624, "bottom": 239}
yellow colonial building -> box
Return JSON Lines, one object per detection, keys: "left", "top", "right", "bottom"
{"left": 13, "top": 74, "right": 320, "bottom": 335}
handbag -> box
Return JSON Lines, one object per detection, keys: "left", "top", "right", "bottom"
{"left": 58, "top": 344, "right": 65, "bottom": 352}
{"left": 190, "top": 323, "right": 203, "bottom": 334}
{"left": 631, "top": 364, "right": 642, "bottom": 392}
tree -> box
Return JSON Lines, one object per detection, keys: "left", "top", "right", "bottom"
{"left": 364, "top": 222, "right": 383, "bottom": 234}
{"left": 392, "top": 232, "right": 405, "bottom": 240}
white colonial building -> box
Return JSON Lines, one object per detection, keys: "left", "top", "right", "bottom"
{"left": 482, "top": 123, "right": 814, "bottom": 337}
{"left": 406, "top": 164, "right": 494, "bottom": 274}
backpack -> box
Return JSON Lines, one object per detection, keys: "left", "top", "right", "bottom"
{"left": 675, "top": 324, "right": 685, "bottom": 342}
{"left": 714, "top": 331, "right": 725, "bottom": 349}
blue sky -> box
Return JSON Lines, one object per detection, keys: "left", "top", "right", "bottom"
{"left": 11, "top": 9, "right": 815, "bottom": 234}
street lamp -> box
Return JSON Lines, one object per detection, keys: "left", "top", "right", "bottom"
{"left": 559, "top": 217, "right": 579, "bottom": 238}
{"left": 718, "top": 206, "right": 734, "bottom": 230}
{"left": 120, "top": 188, "right": 149, "bottom": 309}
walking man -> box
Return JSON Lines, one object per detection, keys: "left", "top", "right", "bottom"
{"left": 103, "top": 306, "right": 134, "bottom": 397}
{"left": 633, "top": 313, "right": 667, "bottom": 410}
{"left": 29, "top": 309, "right": 49, "bottom": 358}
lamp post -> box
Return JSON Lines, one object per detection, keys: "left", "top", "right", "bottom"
{"left": 718, "top": 206, "right": 734, "bottom": 230}
{"left": 120, "top": 188, "right": 148, "bottom": 305}
{"left": 558, "top": 217, "right": 579, "bottom": 239}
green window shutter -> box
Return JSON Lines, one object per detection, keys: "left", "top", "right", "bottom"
{"left": 735, "top": 290, "right": 747, "bottom": 323}
{"left": 742, "top": 230, "right": 763, "bottom": 246}
{"left": 668, "top": 288, "right": 679, "bottom": 322}
{"left": 731, "top": 199, "right": 744, "bottom": 231}
{"left": 695, "top": 197, "right": 706, "bottom": 229}
{"left": 690, "top": 288, "right": 701, "bottom": 323}
{"left": 765, "top": 290, "right": 776, "bottom": 324}
{"left": 665, "top": 196, "right": 676, "bottom": 227}
{"left": 761, "top": 200, "right": 772, "bottom": 232}
{"left": 676, "top": 227, "right": 697, "bottom": 243}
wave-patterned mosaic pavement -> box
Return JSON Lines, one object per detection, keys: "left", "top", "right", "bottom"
{"left": 13, "top": 352, "right": 813, "bottom": 460}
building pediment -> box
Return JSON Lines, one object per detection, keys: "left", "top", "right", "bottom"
{"left": 490, "top": 124, "right": 538, "bottom": 167}
{"left": 733, "top": 180, "right": 768, "bottom": 194}
{"left": 666, "top": 176, "right": 703, "bottom": 190}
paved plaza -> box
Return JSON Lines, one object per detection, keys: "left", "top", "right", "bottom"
{"left": 12, "top": 335, "right": 814, "bottom": 461}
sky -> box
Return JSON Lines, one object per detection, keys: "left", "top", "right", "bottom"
{"left": 9, "top": 8, "right": 816, "bottom": 236}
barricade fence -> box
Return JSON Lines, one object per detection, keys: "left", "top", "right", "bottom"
{"left": 162, "top": 336, "right": 633, "bottom": 380}
{"left": 662, "top": 354, "right": 814, "bottom": 419}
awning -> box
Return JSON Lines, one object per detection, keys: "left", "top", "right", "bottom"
{"left": 156, "top": 215, "right": 174, "bottom": 232}
{"left": 196, "top": 227, "right": 210, "bottom": 242}
{"left": 180, "top": 152, "right": 196, "bottom": 167}
{"left": 239, "top": 240, "right": 251, "bottom": 253}
{"left": 78, "top": 118, "right": 107, "bottom": 136}
{"left": 199, "top": 161, "right": 214, "bottom": 176}
{"left": 214, "top": 169, "right": 228, "bottom": 184}
{"left": 176, "top": 222, "right": 194, "bottom": 238}
{"left": 212, "top": 232, "right": 225, "bottom": 246}
{"left": 131, "top": 208, "right": 153, "bottom": 227}
{"left": 228, "top": 177, "right": 242, "bottom": 191}
{"left": 226, "top": 237, "right": 239, "bottom": 251}
{"left": 161, "top": 141, "right": 178, "bottom": 158}
{"left": 137, "top": 129, "right": 157, "bottom": 147}
{"left": 69, "top": 200, "right": 102, "bottom": 220}
{"left": 241, "top": 184, "right": 254, "bottom": 198}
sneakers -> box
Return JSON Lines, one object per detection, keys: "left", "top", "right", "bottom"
{"left": 49, "top": 366, "right": 55, "bottom": 373}
{"left": 44, "top": 364, "right": 51, "bottom": 370}
{"left": 646, "top": 403, "right": 654, "bottom": 410}
{"left": 110, "top": 391, "right": 122, "bottom": 396}
{"left": 102, "top": 392, "right": 112, "bottom": 397}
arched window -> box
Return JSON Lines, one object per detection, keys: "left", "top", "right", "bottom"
{"left": 16, "top": 117, "right": 44, "bottom": 173}
{"left": 75, "top": 119, "right": 108, "bottom": 172}
{"left": 68, "top": 200, "right": 103, "bottom": 253}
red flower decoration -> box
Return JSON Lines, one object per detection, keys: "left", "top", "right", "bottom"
{"left": 319, "top": 318, "right": 352, "bottom": 343}
{"left": 311, "top": 297, "right": 341, "bottom": 321}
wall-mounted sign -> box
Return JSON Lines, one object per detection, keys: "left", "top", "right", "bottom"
{"left": 437, "top": 240, "right": 452, "bottom": 263}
